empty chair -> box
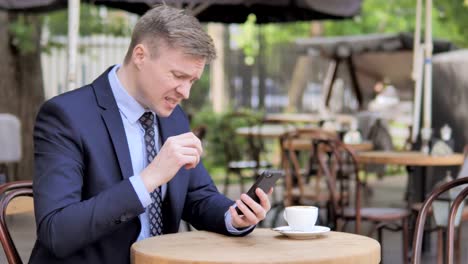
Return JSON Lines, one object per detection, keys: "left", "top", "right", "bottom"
{"left": 410, "top": 145, "right": 468, "bottom": 264}
{"left": 411, "top": 177, "right": 468, "bottom": 264}
{"left": 317, "top": 139, "right": 410, "bottom": 264}
{"left": 280, "top": 128, "right": 339, "bottom": 207}
{"left": 0, "top": 180, "right": 33, "bottom": 264}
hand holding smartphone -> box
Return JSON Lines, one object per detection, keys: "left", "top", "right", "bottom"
{"left": 235, "top": 170, "right": 283, "bottom": 215}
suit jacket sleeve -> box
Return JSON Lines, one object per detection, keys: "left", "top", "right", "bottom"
{"left": 173, "top": 108, "right": 253, "bottom": 236}
{"left": 33, "top": 99, "right": 145, "bottom": 258}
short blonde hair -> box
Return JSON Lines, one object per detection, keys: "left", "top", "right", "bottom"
{"left": 124, "top": 5, "right": 216, "bottom": 64}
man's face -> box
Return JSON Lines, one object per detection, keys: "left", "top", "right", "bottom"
{"left": 134, "top": 42, "right": 206, "bottom": 117}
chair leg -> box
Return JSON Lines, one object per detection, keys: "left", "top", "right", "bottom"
{"left": 402, "top": 218, "right": 409, "bottom": 264}
{"left": 455, "top": 226, "right": 461, "bottom": 264}
{"left": 437, "top": 228, "right": 443, "bottom": 264}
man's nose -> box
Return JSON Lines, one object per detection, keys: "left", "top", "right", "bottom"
{"left": 176, "top": 82, "right": 191, "bottom": 100}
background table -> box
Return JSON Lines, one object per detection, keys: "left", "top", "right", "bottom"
{"left": 285, "top": 139, "right": 373, "bottom": 152}
{"left": 356, "top": 150, "right": 464, "bottom": 199}
{"left": 356, "top": 151, "right": 464, "bottom": 201}
{"left": 356, "top": 151, "right": 464, "bottom": 167}
{"left": 236, "top": 124, "right": 296, "bottom": 139}
{"left": 131, "top": 229, "right": 380, "bottom": 264}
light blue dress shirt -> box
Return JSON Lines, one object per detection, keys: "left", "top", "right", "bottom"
{"left": 108, "top": 65, "right": 251, "bottom": 241}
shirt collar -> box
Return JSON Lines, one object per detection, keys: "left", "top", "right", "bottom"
{"left": 108, "top": 64, "right": 150, "bottom": 124}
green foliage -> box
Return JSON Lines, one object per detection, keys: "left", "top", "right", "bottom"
{"left": 434, "top": 0, "right": 468, "bottom": 47}
{"left": 190, "top": 108, "right": 265, "bottom": 172}
{"left": 46, "top": 3, "right": 132, "bottom": 37}
{"left": 190, "top": 108, "right": 223, "bottom": 170}
{"left": 9, "top": 15, "right": 41, "bottom": 55}
{"left": 234, "top": 14, "right": 259, "bottom": 65}
{"left": 323, "top": 0, "right": 468, "bottom": 47}
{"left": 233, "top": 14, "right": 311, "bottom": 65}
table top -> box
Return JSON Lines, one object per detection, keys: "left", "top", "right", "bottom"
{"left": 131, "top": 229, "right": 381, "bottom": 264}
{"left": 236, "top": 124, "right": 296, "bottom": 138}
{"left": 284, "top": 139, "right": 373, "bottom": 152}
{"left": 356, "top": 151, "right": 464, "bottom": 166}
{"left": 265, "top": 113, "right": 355, "bottom": 125}
{"left": 265, "top": 113, "right": 323, "bottom": 123}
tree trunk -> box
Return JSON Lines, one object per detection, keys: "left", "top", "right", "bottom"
{"left": 0, "top": 11, "right": 44, "bottom": 181}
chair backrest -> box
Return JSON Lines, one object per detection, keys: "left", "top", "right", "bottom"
{"left": 279, "top": 128, "right": 338, "bottom": 206}
{"left": 446, "top": 184, "right": 468, "bottom": 264}
{"left": 315, "top": 139, "right": 362, "bottom": 234}
{"left": 411, "top": 177, "right": 468, "bottom": 264}
{"left": 0, "top": 180, "right": 33, "bottom": 264}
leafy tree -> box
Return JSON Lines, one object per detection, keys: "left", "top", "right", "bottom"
{"left": 233, "top": 14, "right": 311, "bottom": 65}
{"left": 323, "top": 0, "right": 468, "bottom": 47}
{"left": 0, "top": 11, "right": 44, "bottom": 181}
{"left": 45, "top": 3, "right": 132, "bottom": 37}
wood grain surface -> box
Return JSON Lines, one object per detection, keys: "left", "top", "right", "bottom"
{"left": 131, "top": 229, "right": 380, "bottom": 264}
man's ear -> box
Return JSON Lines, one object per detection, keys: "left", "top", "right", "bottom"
{"left": 132, "top": 44, "right": 146, "bottom": 70}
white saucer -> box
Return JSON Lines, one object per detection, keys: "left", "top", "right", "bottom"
{"left": 272, "top": 225, "right": 331, "bottom": 239}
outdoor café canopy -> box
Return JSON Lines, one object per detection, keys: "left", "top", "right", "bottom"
{"left": 0, "top": 0, "right": 362, "bottom": 22}
{"left": 295, "top": 32, "right": 455, "bottom": 106}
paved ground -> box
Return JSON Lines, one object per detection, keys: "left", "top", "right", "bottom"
{"left": 1, "top": 174, "right": 467, "bottom": 263}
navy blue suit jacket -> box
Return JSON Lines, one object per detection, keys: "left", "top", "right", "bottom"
{"left": 30, "top": 68, "right": 250, "bottom": 263}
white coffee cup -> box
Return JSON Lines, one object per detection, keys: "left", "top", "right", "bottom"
{"left": 283, "top": 206, "right": 318, "bottom": 232}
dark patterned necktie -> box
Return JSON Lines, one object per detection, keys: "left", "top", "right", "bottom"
{"left": 139, "top": 112, "right": 163, "bottom": 236}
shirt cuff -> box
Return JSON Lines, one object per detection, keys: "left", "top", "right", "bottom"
{"left": 224, "top": 205, "right": 255, "bottom": 234}
{"left": 129, "top": 174, "right": 152, "bottom": 208}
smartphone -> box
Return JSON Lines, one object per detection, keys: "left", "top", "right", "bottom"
{"left": 235, "top": 170, "right": 283, "bottom": 215}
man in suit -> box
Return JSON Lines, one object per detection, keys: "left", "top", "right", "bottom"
{"left": 31, "top": 5, "right": 272, "bottom": 263}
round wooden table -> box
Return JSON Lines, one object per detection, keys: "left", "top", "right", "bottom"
{"left": 131, "top": 229, "right": 381, "bottom": 264}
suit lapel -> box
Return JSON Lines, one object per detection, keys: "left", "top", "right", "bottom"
{"left": 92, "top": 67, "right": 133, "bottom": 179}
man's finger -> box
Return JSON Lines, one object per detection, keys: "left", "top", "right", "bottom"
{"left": 229, "top": 206, "right": 249, "bottom": 227}
{"left": 171, "top": 138, "right": 203, "bottom": 155}
{"left": 255, "top": 188, "right": 271, "bottom": 212}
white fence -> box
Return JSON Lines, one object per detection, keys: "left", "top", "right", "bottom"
{"left": 41, "top": 35, "right": 130, "bottom": 99}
